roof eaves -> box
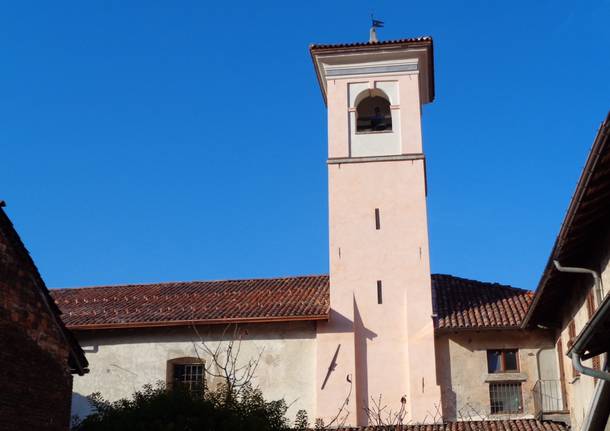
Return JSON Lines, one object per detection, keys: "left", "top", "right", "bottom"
{"left": 67, "top": 313, "right": 330, "bottom": 331}
{"left": 523, "top": 111, "right": 610, "bottom": 328}
{"left": 309, "top": 37, "right": 435, "bottom": 104}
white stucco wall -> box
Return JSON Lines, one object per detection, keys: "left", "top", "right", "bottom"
{"left": 71, "top": 321, "right": 317, "bottom": 423}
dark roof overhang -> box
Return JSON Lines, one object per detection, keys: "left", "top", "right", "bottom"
{"left": 523, "top": 112, "right": 610, "bottom": 329}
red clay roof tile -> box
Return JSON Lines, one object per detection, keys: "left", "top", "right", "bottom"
{"left": 52, "top": 274, "right": 532, "bottom": 331}
{"left": 309, "top": 36, "right": 432, "bottom": 50}
{"left": 432, "top": 274, "right": 533, "bottom": 331}
{"left": 334, "top": 419, "right": 566, "bottom": 431}
{"left": 51, "top": 275, "right": 330, "bottom": 330}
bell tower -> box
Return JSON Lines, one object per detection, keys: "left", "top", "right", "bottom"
{"left": 311, "top": 36, "right": 440, "bottom": 425}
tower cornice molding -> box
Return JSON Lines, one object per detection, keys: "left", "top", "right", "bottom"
{"left": 327, "top": 153, "right": 425, "bottom": 165}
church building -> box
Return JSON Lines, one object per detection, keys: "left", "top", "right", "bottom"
{"left": 50, "top": 34, "right": 608, "bottom": 429}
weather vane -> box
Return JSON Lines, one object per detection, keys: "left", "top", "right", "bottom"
{"left": 370, "top": 14, "right": 384, "bottom": 42}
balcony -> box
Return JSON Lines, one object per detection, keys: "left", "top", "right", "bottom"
{"left": 532, "top": 380, "right": 569, "bottom": 424}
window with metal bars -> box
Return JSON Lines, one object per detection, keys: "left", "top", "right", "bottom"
{"left": 174, "top": 363, "right": 205, "bottom": 395}
{"left": 489, "top": 382, "right": 523, "bottom": 414}
{"left": 166, "top": 357, "right": 205, "bottom": 396}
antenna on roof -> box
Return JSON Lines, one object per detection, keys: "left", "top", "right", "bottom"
{"left": 370, "top": 14, "right": 384, "bottom": 43}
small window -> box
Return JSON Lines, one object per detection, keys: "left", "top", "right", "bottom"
{"left": 489, "top": 382, "right": 523, "bottom": 414}
{"left": 487, "top": 349, "right": 519, "bottom": 373}
{"left": 166, "top": 357, "right": 205, "bottom": 395}
{"left": 356, "top": 96, "right": 392, "bottom": 133}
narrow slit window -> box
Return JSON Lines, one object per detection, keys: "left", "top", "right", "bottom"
{"left": 377, "top": 280, "right": 383, "bottom": 304}
{"left": 375, "top": 208, "right": 380, "bottom": 230}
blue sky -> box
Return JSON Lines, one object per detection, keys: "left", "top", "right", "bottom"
{"left": 1, "top": 1, "right": 609, "bottom": 289}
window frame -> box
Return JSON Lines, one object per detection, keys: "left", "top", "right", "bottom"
{"left": 166, "top": 357, "right": 206, "bottom": 394}
{"left": 487, "top": 349, "right": 520, "bottom": 373}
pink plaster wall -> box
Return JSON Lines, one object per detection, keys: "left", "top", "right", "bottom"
{"left": 316, "top": 66, "right": 440, "bottom": 425}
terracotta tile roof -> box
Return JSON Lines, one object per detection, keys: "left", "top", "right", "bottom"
{"left": 432, "top": 274, "right": 533, "bottom": 331}
{"left": 51, "top": 275, "right": 330, "bottom": 330}
{"left": 52, "top": 273, "right": 531, "bottom": 331}
{"left": 334, "top": 419, "right": 566, "bottom": 431}
{"left": 309, "top": 36, "right": 432, "bottom": 50}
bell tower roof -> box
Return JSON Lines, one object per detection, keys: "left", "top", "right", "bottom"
{"left": 309, "top": 36, "right": 435, "bottom": 105}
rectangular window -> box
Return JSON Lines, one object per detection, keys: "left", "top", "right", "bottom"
{"left": 174, "top": 363, "right": 205, "bottom": 395}
{"left": 489, "top": 382, "right": 523, "bottom": 414}
{"left": 487, "top": 349, "right": 519, "bottom": 373}
{"left": 377, "top": 280, "right": 383, "bottom": 304}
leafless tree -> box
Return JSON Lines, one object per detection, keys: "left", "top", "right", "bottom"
{"left": 315, "top": 374, "right": 353, "bottom": 429}
{"left": 362, "top": 394, "right": 408, "bottom": 429}
{"left": 191, "top": 324, "right": 264, "bottom": 403}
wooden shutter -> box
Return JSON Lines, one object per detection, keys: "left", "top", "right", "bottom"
{"left": 556, "top": 338, "right": 568, "bottom": 410}
{"left": 568, "top": 320, "right": 579, "bottom": 378}
{"left": 586, "top": 290, "right": 596, "bottom": 318}
{"left": 586, "top": 291, "right": 601, "bottom": 382}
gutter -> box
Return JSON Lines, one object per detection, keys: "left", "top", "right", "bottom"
{"left": 572, "top": 353, "right": 610, "bottom": 382}
{"left": 567, "top": 297, "right": 610, "bottom": 382}
{"left": 67, "top": 313, "right": 330, "bottom": 331}
{"left": 579, "top": 358, "right": 610, "bottom": 431}
{"left": 553, "top": 260, "right": 610, "bottom": 382}
{"left": 553, "top": 260, "right": 603, "bottom": 304}
{"left": 567, "top": 289, "right": 610, "bottom": 382}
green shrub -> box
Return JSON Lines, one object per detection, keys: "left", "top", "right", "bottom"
{"left": 73, "top": 382, "right": 290, "bottom": 431}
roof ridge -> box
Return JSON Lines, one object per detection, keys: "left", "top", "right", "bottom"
{"left": 53, "top": 274, "right": 330, "bottom": 292}
{"left": 432, "top": 273, "right": 531, "bottom": 293}
{"left": 309, "top": 36, "right": 433, "bottom": 50}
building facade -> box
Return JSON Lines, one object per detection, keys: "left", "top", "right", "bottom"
{"left": 47, "top": 35, "right": 609, "bottom": 429}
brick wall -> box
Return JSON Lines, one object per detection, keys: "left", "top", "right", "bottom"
{"left": 0, "top": 216, "right": 74, "bottom": 430}
{"left": 0, "top": 321, "right": 73, "bottom": 431}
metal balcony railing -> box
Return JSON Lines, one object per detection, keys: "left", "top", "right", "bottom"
{"left": 532, "top": 379, "right": 566, "bottom": 416}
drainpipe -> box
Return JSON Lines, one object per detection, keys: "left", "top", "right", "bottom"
{"left": 553, "top": 260, "right": 603, "bottom": 305}
{"left": 572, "top": 353, "right": 610, "bottom": 382}
{"left": 554, "top": 261, "right": 610, "bottom": 382}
